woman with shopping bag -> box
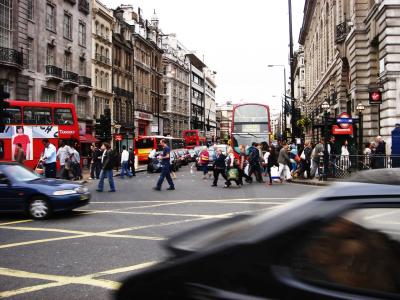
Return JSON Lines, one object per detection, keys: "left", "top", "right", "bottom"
{"left": 237, "top": 144, "right": 251, "bottom": 185}
{"left": 278, "top": 143, "right": 292, "bottom": 182}
{"left": 266, "top": 145, "right": 279, "bottom": 185}
{"left": 224, "top": 147, "right": 241, "bottom": 188}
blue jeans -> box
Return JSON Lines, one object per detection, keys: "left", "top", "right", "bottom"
{"left": 156, "top": 165, "right": 174, "bottom": 189}
{"left": 98, "top": 169, "right": 116, "bottom": 191}
{"left": 201, "top": 164, "right": 208, "bottom": 175}
{"left": 120, "top": 161, "right": 132, "bottom": 178}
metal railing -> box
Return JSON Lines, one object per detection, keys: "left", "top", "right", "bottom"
{"left": 0, "top": 47, "right": 23, "bottom": 67}
{"left": 45, "top": 65, "right": 63, "bottom": 78}
{"left": 311, "top": 154, "right": 400, "bottom": 179}
{"left": 78, "top": 75, "right": 91, "bottom": 87}
{"left": 113, "top": 86, "right": 133, "bottom": 98}
{"left": 335, "top": 21, "right": 348, "bottom": 43}
{"left": 63, "top": 71, "right": 79, "bottom": 83}
{"left": 95, "top": 53, "right": 110, "bottom": 65}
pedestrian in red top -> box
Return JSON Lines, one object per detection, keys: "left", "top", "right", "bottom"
{"left": 199, "top": 146, "right": 210, "bottom": 179}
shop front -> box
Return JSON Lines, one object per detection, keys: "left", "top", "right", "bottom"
{"left": 135, "top": 111, "right": 153, "bottom": 137}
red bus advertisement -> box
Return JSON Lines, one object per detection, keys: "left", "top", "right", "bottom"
{"left": 0, "top": 100, "right": 80, "bottom": 170}
{"left": 182, "top": 130, "right": 206, "bottom": 149}
{"left": 231, "top": 103, "right": 271, "bottom": 155}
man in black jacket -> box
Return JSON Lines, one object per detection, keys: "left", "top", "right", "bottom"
{"left": 90, "top": 143, "right": 102, "bottom": 179}
{"left": 212, "top": 149, "right": 228, "bottom": 187}
{"left": 128, "top": 147, "right": 136, "bottom": 176}
{"left": 96, "top": 142, "right": 116, "bottom": 192}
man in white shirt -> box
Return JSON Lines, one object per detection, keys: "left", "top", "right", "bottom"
{"left": 41, "top": 138, "right": 57, "bottom": 178}
{"left": 120, "top": 145, "right": 132, "bottom": 179}
{"left": 57, "top": 140, "right": 72, "bottom": 179}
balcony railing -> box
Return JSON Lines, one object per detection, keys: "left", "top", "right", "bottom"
{"left": 335, "top": 21, "right": 349, "bottom": 43}
{"left": 136, "top": 103, "right": 151, "bottom": 112}
{"left": 78, "top": 0, "right": 89, "bottom": 15}
{"left": 113, "top": 86, "right": 133, "bottom": 98}
{"left": 78, "top": 75, "right": 91, "bottom": 87}
{"left": 45, "top": 65, "right": 63, "bottom": 79}
{"left": 95, "top": 53, "right": 110, "bottom": 65}
{"left": 0, "top": 47, "right": 23, "bottom": 68}
{"left": 63, "top": 71, "right": 79, "bottom": 83}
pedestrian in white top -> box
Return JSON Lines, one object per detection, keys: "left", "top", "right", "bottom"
{"left": 41, "top": 138, "right": 57, "bottom": 178}
{"left": 120, "top": 145, "right": 132, "bottom": 179}
{"left": 57, "top": 140, "right": 72, "bottom": 179}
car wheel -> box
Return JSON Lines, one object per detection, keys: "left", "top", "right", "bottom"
{"left": 28, "top": 197, "right": 51, "bottom": 220}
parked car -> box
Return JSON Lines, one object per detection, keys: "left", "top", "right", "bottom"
{"left": 147, "top": 152, "right": 162, "bottom": 173}
{"left": 195, "top": 149, "right": 216, "bottom": 171}
{"left": 170, "top": 151, "right": 180, "bottom": 172}
{"left": 117, "top": 168, "right": 400, "bottom": 300}
{"left": 188, "top": 149, "right": 197, "bottom": 162}
{"left": 0, "top": 162, "right": 90, "bottom": 220}
{"left": 177, "top": 149, "right": 189, "bottom": 166}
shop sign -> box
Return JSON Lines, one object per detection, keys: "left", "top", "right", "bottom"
{"left": 134, "top": 111, "right": 153, "bottom": 121}
{"left": 114, "top": 134, "right": 123, "bottom": 141}
{"left": 332, "top": 112, "right": 353, "bottom": 135}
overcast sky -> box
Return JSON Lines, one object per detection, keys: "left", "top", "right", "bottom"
{"left": 103, "top": 0, "right": 305, "bottom": 111}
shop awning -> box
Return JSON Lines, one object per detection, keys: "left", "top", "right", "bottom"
{"left": 79, "top": 134, "right": 99, "bottom": 144}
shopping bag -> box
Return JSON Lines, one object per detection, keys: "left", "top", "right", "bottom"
{"left": 227, "top": 168, "right": 239, "bottom": 181}
{"left": 35, "top": 161, "right": 45, "bottom": 176}
{"left": 244, "top": 165, "right": 249, "bottom": 176}
{"left": 271, "top": 166, "right": 280, "bottom": 181}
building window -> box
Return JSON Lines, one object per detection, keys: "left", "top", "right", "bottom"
{"left": 79, "top": 58, "right": 86, "bottom": 76}
{"left": 0, "top": 0, "right": 12, "bottom": 47}
{"left": 27, "top": 37, "right": 33, "bottom": 70}
{"left": 45, "top": 3, "right": 55, "bottom": 32}
{"left": 27, "top": 0, "right": 34, "bottom": 20}
{"left": 42, "top": 89, "right": 56, "bottom": 103}
{"left": 95, "top": 21, "right": 99, "bottom": 35}
{"left": 100, "top": 71, "right": 104, "bottom": 89}
{"left": 95, "top": 69, "right": 98, "bottom": 87}
{"left": 61, "top": 93, "right": 72, "bottom": 103}
{"left": 76, "top": 97, "right": 86, "bottom": 118}
{"left": 46, "top": 45, "right": 54, "bottom": 65}
{"left": 64, "top": 52, "right": 72, "bottom": 71}
{"left": 105, "top": 73, "right": 109, "bottom": 90}
{"left": 78, "top": 21, "right": 86, "bottom": 46}
{"left": 63, "top": 13, "right": 72, "bottom": 40}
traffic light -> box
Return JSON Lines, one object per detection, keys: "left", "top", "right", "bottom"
{"left": 369, "top": 90, "right": 382, "bottom": 104}
{"left": 0, "top": 85, "right": 10, "bottom": 133}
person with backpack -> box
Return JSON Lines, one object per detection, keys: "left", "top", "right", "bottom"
{"left": 247, "top": 142, "right": 263, "bottom": 183}
{"left": 96, "top": 142, "right": 116, "bottom": 192}
{"left": 211, "top": 148, "right": 227, "bottom": 187}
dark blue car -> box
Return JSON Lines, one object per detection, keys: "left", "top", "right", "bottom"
{"left": 0, "top": 162, "right": 90, "bottom": 220}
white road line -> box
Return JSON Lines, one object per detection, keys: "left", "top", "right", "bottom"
{"left": 89, "top": 197, "right": 295, "bottom": 204}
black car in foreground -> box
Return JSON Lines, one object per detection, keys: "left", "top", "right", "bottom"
{"left": 116, "top": 169, "right": 400, "bottom": 300}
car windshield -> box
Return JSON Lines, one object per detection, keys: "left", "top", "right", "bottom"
{"left": 2, "top": 165, "right": 40, "bottom": 182}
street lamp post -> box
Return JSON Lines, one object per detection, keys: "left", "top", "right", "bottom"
{"left": 267, "top": 65, "right": 287, "bottom": 135}
{"left": 356, "top": 102, "right": 365, "bottom": 156}
{"left": 321, "top": 101, "right": 330, "bottom": 181}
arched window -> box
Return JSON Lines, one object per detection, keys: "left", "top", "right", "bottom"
{"left": 100, "top": 46, "right": 104, "bottom": 57}
{"left": 105, "top": 48, "right": 109, "bottom": 59}
{"left": 100, "top": 24, "right": 104, "bottom": 37}
{"left": 95, "top": 21, "right": 99, "bottom": 35}
{"left": 106, "top": 28, "right": 109, "bottom": 40}
{"left": 95, "top": 44, "right": 99, "bottom": 56}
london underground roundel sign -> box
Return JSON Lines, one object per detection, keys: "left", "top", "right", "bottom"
{"left": 332, "top": 112, "right": 353, "bottom": 135}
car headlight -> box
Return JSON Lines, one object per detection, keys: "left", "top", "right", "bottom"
{"left": 74, "top": 186, "right": 88, "bottom": 194}
{"left": 53, "top": 190, "right": 77, "bottom": 196}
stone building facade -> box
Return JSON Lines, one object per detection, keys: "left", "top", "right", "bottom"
{"left": 187, "top": 53, "right": 206, "bottom": 135}
{"left": 112, "top": 8, "right": 134, "bottom": 148}
{"left": 1, "top": 0, "right": 92, "bottom": 123}
{"left": 205, "top": 68, "right": 217, "bottom": 141}
{"left": 120, "top": 5, "right": 163, "bottom": 137}
{"left": 92, "top": 0, "right": 113, "bottom": 123}
{"left": 216, "top": 101, "right": 233, "bottom": 143}
{"left": 161, "top": 34, "right": 190, "bottom": 137}
{"left": 299, "top": 0, "right": 400, "bottom": 151}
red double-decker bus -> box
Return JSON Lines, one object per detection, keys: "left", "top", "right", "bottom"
{"left": 231, "top": 103, "right": 271, "bottom": 155}
{"left": 0, "top": 100, "right": 80, "bottom": 170}
{"left": 182, "top": 130, "right": 206, "bottom": 149}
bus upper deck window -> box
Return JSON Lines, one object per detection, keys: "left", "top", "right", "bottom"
{"left": 54, "top": 108, "right": 74, "bottom": 125}
{"left": 3, "top": 107, "right": 21, "bottom": 124}
{"left": 23, "top": 107, "right": 52, "bottom": 125}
